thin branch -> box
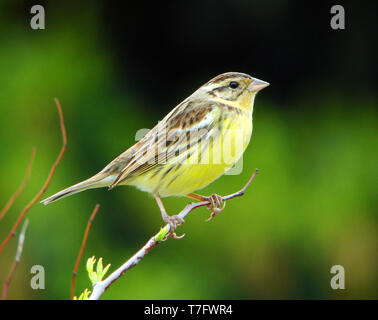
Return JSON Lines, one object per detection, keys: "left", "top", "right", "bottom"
{"left": 0, "top": 98, "right": 67, "bottom": 253}
{"left": 88, "top": 169, "right": 259, "bottom": 300}
{"left": 71, "top": 204, "right": 100, "bottom": 300}
{"left": 0, "top": 148, "right": 36, "bottom": 221}
{"left": 2, "top": 219, "right": 29, "bottom": 300}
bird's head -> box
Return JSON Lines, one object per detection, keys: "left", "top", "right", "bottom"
{"left": 198, "top": 72, "right": 269, "bottom": 111}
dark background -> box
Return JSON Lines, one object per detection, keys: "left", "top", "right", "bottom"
{"left": 0, "top": 0, "right": 376, "bottom": 299}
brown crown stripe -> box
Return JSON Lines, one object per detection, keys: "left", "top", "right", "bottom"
{"left": 209, "top": 72, "right": 252, "bottom": 83}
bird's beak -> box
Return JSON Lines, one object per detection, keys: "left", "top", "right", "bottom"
{"left": 248, "top": 78, "right": 270, "bottom": 92}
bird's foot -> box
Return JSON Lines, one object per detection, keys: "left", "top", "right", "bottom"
{"left": 206, "top": 194, "right": 226, "bottom": 221}
{"left": 164, "top": 215, "right": 185, "bottom": 239}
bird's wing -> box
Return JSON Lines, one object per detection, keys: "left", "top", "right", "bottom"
{"left": 107, "top": 99, "right": 222, "bottom": 189}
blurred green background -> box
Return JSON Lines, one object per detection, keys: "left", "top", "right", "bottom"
{"left": 0, "top": 1, "right": 376, "bottom": 299}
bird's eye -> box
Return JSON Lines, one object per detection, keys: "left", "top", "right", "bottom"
{"left": 229, "top": 81, "right": 239, "bottom": 89}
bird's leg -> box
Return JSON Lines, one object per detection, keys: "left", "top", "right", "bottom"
{"left": 186, "top": 193, "right": 226, "bottom": 221}
{"left": 154, "top": 194, "right": 185, "bottom": 239}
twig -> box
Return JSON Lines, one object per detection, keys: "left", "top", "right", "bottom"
{"left": 2, "top": 219, "right": 29, "bottom": 300}
{"left": 71, "top": 204, "right": 100, "bottom": 300}
{"left": 89, "top": 169, "right": 258, "bottom": 300}
{"left": 0, "top": 98, "right": 67, "bottom": 253}
{"left": 0, "top": 148, "right": 36, "bottom": 221}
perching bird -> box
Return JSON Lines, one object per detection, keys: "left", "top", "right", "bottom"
{"left": 41, "top": 72, "right": 269, "bottom": 232}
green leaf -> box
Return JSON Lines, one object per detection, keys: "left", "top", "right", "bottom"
{"left": 155, "top": 224, "right": 170, "bottom": 242}
{"left": 86, "top": 256, "right": 111, "bottom": 284}
{"left": 74, "top": 288, "right": 91, "bottom": 300}
{"left": 97, "top": 257, "right": 103, "bottom": 276}
{"left": 86, "top": 256, "right": 97, "bottom": 285}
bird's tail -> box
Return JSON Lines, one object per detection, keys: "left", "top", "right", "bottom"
{"left": 41, "top": 173, "right": 114, "bottom": 205}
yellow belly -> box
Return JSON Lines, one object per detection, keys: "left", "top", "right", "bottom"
{"left": 128, "top": 113, "right": 252, "bottom": 197}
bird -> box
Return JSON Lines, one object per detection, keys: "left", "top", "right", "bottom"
{"left": 41, "top": 72, "right": 269, "bottom": 234}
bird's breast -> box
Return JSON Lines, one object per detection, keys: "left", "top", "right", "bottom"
{"left": 129, "top": 110, "right": 253, "bottom": 197}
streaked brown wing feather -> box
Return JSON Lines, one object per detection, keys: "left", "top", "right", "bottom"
{"left": 108, "top": 100, "right": 219, "bottom": 189}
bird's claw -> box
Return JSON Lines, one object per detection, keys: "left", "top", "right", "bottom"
{"left": 206, "top": 194, "right": 226, "bottom": 221}
{"left": 169, "top": 232, "right": 186, "bottom": 240}
{"left": 164, "top": 215, "right": 185, "bottom": 240}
